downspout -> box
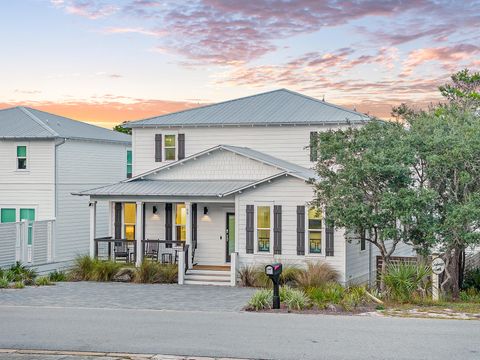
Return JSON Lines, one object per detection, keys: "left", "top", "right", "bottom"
{"left": 54, "top": 138, "right": 67, "bottom": 218}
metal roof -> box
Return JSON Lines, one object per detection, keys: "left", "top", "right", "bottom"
{"left": 74, "top": 179, "right": 254, "bottom": 197}
{"left": 126, "top": 89, "right": 370, "bottom": 128}
{"left": 0, "top": 106, "right": 131, "bottom": 143}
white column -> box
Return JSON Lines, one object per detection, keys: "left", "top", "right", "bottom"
{"left": 89, "top": 201, "right": 97, "bottom": 258}
{"left": 178, "top": 249, "right": 185, "bottom": 285}
{"left": 185, "top": 201, "right": 193, "bottom": 269}
{"left": 231, "top": 251, "right": 238, "bottom": 286}
{"left": 108, "top": 201, "right": 114, "bottom": 238}
{"left": 135, "top": 201, "right": 143, "bottom": 266}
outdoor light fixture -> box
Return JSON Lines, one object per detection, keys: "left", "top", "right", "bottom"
{"left": 203, "top": 206, "right": 208, "bottom": 215}
{"left": 152, "top": 206, "right": 158, "bottom": 214}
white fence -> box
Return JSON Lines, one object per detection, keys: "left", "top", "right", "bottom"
{"left": 0, "top": 220, "right": 55, "bottom": 268}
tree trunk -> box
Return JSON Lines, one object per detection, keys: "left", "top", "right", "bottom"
{"left": 441, "top": 246, "right": 463, "bottom": 299}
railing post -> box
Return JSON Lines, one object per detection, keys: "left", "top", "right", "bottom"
{"left": 89, "top": 201, "right": 97, "bottom": 258}
{"left": 230, "top": 251, "right": 238, "bottom": 286}
{"left": 178, "top": 248, "right": 185, "bottom": 285}
{"left": 135, "top": 201, "right": 143, "bottom": 266}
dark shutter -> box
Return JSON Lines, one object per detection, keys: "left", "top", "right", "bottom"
{"left": 296, "top": 206, "right": 305, "bottom": 255}
{"left": 114, "top": 203, "right": 122, "bottom": 239}
{"left": 310, "top": 131, "right": 318, "bottom": 162}
{"left": 273, "top": 205, "right": 282, "bottom": 255}
{"left": 246, "top": 205, "right": 254, "bottom": 254}
{"left": 325, "top": 212, "right": 335, "bottom": 256}
{"left": 165, "top": 203, "right": 172, "bottom": 247}
{"left": 178, "top": 133, "right": 185, "bottom": 160}
{"left": 142, "top": 203, "right": 146, "bottom": 240}
{"left": 155, "top": 134, "right": 162, "bottom": 162}
{"left": 192, "top": 203, "right": 197, "bottom": 249}
{"left": 360, "top": 229, "right": 366, "bottom": 251}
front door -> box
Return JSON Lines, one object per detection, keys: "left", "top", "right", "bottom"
{"left": 226, "top": 213, "right": 235, "bottom": 262}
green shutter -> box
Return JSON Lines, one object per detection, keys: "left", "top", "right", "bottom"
{"left": 127, "top": 150, "right": 132, "bottom": 164}
{"left": 17, "top": 146, "right": 27, "bottom": 157}
{"left": 1, "top": 209, "right": 16, "bottom": 223}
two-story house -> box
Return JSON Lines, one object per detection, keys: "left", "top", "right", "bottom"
{"left": 0, "top": 106, "right": 131, "bottom": 269}
{"left": 77, "top": 89, "right": 413, "bottom": 285}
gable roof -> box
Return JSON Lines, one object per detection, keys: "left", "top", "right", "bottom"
{"left": 0, "top": 106, "right": 131, "bottom": 143}
{"left": 129, "top": 144, "right": 317, "bottom": 182}
{"left": 125, "top": 89, "right": 370, "bottom": 128}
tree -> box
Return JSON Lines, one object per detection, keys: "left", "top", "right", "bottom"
{"left": 312, "top": 120, "right": 435, "bottom": 289}
{"left": 113, "top": 122, "right": 132, "bottom": 135}
{"left": 438, "top": 69, "right": 480, "bottom": 111}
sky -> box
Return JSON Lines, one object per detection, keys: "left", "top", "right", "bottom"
{"left": 1, "top": 0, "right": 479, "bottom": 128}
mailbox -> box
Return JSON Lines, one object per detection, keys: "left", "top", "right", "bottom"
{"left": 265, "top": 263, "right": 283, "bottom": 309}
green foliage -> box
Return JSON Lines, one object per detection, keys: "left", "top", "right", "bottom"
{"left": 382, "top": 263, "right": 431, "bottom": 302}
{"left": 35, "top": 276, "right": 54, "bottom": 286}
{"left": 247, "top": 289, "right": 273, "bottom": 311}
{"left": 463, "top": 268, "right": 480, "bottom": 291}
{"left": 13, "top": 281, "right": 25, "bottom": 289}
{"left": 0, "top": 276, "right": 9, "bottom": 288}
{"left": 340, "top": 286, "right": 368, "bottom": 311}
{"left": 48, "top": 270, "right": 67, "bottom": 282}
{"left": 238, "top": 264, "right": 301, "bottom": 288}
{"left": 238, "top": 265, "right": 260, "bottom": 287}
{"left": 306, "top": 283, "right": 345, "bottom": 307}
{"left": 134, "top": 261, "right": 178, "bottom": 283}
{"left": 280, "top": 286, "right": 309, "bottom": 310}
{"left": 69, "top": 255, "right": 95, "bottom": 281}
{"left": 294, "top": 262, "right": 339, "bottom": 289}
{"left": 459, "top": 287, "right": 480, "bottom": 302}
{"left": 112, "top": 122, "right": 132, "bottom": 135}
{"left": 7, "top": 262, "right": 37, "bottom": 285}
{"left": 90, "top": 260, "right": 122, "bottom": 282}
{"left": 438, "top": 69, "right": 480, "bottom": 111}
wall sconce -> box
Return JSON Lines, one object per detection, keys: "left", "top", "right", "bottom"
{"left": 203, "top": 206, "right": 208, "bottom": 215}
{"left": 152, "top": 206, "right": 158, "bottom": 214}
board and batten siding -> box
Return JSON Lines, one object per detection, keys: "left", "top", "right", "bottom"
{"left": 132, "top": 125, "right": 349, "bottom": 176}
{"left": 236, "top": 176, "right": 347, "bottom": 284}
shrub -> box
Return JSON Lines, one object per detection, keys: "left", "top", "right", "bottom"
{"left": 238, "top": 265, "right": 262, "bottom": 287}
{"left": 247, "top": 289, "right": 273, "bottom": 311}
{"left": 48, "top": 270, "right": 67, "bottom": 282}
{"left": 295, "top": 262, "right": 339, "bottom": 289}
{"left": 459, "top": 287, "right": 480, "bottom": 302}
{"left": 0, "top": 276, "right": 9, "bottom": 289}
{"left": 382, "top": 262, "right": 431, "bottom": 302}
{"left": 307, "top": 283, "right": 345, "bottom": 307}
{"left": 340, "top": 286, "right": 368, "bottom": 311}
{"left": 8, "top": 262, "right": 37, "bottom": 285}
{"left": 463, "top": 268, "right": 480, "bottom": 291}
{"left": 281, "top": 286, "right": 309, "bottom": 310}
{"left": 35, "top": 276, "right": 53, "bottom": 286}
{"left": 91, "top": 260, "right": 122, "bottom": 282}
{"left": 13, "top": 281, "right": 25, "bottom": 289}
{"left": 69, "top": 255, "right": 95, "bottom": 281}
{"left": 134, "top": 261, "right": 177, "bottom": 283}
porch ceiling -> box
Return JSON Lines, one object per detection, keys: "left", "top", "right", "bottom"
{"left": 73, "top": 179, "right": 254, "bottom": 197}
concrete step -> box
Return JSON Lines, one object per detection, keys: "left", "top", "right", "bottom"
{"left": 185, "top": 274, "right": 230, "bottom": 282}
{"left": 186, "top": 269, "right": 230, "bottom": 276}
{"left": 184, "top": 279, "right": 231, "bottom": 286}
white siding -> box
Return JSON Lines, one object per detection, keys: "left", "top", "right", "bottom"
{"left": 148, "top": 150, "right": 280, "bottom": 181}
{"left": 133, "top": 125, "right": 348, "bottom": 176}
{"left": 236, "top": 176, "right": 347, "bottom": 283}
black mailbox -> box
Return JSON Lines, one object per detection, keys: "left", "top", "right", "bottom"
{"left": 265, "top": 263, "right": 282, "bottom": 309}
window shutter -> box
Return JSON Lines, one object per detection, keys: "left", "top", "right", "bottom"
{"left": 192, "top": 203, "right": 197, "bottom": 249}
{"left": 273, "top": 205, "right": 282, "bottom": 255}
{"left": 178, "top": 133, "right": 185, "bottom": 160}
{"left": 360, "top": 229, "right": 366, "bottom": 251}
{"left": 325, "top": 211, "right": 335, "bottom": 256}
{"left": 296, "top": 206, "right": 305, "bottom": 255}
{"left": 165, "top": 203, "right": 172, "bottom": 247}
{"left": 155, "top": 134, "right": 162, "bottom": 162}
{"left": 246, "top": 205, "right": 254, "bottom": 254}
{"left": 114, "top": 203, "right": 122, "bottom": 239}
{"left": 310, "top": 131, "right": 318, "bottom": 162}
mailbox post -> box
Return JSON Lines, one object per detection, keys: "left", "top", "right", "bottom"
{"left": 265, "top": 263, "right": 282, "bottom": 309}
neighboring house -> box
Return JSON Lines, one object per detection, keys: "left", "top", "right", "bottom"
{"left": 77, "top": 89, "right": 414, "bottom": 285}
{"left": 0, "top": 106, "right": 131, "bottom": 268}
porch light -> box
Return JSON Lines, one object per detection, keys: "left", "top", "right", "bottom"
{"left": 152, "top": 206, "right": 158, "bottom": 214}
{"left": 203, "top": 206, "right": 208, "bottom": 215}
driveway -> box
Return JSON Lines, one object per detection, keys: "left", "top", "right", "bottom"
{"left": 0, "top": 282, "right": 255, "bottom": 312}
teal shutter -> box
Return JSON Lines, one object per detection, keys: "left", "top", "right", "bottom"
{"left": 1, "top": 209, "right": 16, "bottom": 223}
{"left": 126, "top": 150, "right": 132, "bottom": 178}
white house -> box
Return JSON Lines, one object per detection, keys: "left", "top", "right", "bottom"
{"left": 0, "top": 106, "right": 131, "bottom": 269}
{"left": 76, "top": 89, "right": 413, "bottom": 285}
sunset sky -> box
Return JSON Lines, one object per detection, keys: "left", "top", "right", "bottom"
{"left": 1, "top": 0, "right": 479, "bottom": 128}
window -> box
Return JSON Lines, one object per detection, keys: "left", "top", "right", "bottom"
{"left": 175, "top": 203, "right": 186, "bottom": 241}
{"left": 126, "top": 150, "right": 132, "bottom": 178}
{"left": 20, "top": 208, "right": 35, "bottom": 245}
{"left": 124, "top": 203, "right": 136, "bottom": 240}
{"left": 17, "top": 145, "right": 27, "bottom": 170}
{"left": 257, "top": 206, "right": 271, "bottom": 252}
{"left": 310, "top": 132, "right": 318, "bottom": 162}
{"left": 164, "top": 135, "right": 176, "bottom": 161}
{"left": 308, "top": 207, "right": 322, "bottom": 254}
{"left": 1, "top": 208, "right": 16, "bottom": 223}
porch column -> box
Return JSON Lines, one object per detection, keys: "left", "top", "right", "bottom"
{"left": 185, "top": 201, "right": 193, "bottom": 269}
{"left": 89, "top": 200, "right": 97, "bottom": 258}
{"left": 135, "top": 201, "right": 144, "bottom": 266}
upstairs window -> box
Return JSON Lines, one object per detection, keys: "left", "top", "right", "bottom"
{"left": 126, "top": 150, "right": 132, "bottom": 178}
{"left": 17, "top": 145, "right": 27, "bottom": 170}
{"left": 164, "top": 135, "right": 176, "bottom": 161}
{"left": 257, "top": 206, "right": 271, "bottom": 252}
{"left": 308, "top": 207, "right": 322, "bottom": 254}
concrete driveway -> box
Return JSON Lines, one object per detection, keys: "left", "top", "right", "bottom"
{"left": 0, "top": 282, "right": 255, "bottom": 312}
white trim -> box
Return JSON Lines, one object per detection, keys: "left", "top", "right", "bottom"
{"left": 163, "top": 133, "right": 178, "bottom": 162}
{"left": 305, "top": 205, "right": 326, "bottom": 257}
{"left": 15, "top": 142, "right": 29, "bottom": 172}
{"left": 254, "top": 202, "right": 274, "bottom": 255}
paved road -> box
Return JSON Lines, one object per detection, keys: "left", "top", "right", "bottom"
{"left": 0, "top": 304, "right": 479, "bottom": 360}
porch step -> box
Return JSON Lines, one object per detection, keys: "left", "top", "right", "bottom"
{"left": 187, "top": 269, "right": 230, "bottom": 276}
{"left": 184, "top": 268, "right": 231, "bottom": 286}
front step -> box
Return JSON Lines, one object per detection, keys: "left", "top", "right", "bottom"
{"left": 184, "top": 268, "right": 231, "bottom": 286}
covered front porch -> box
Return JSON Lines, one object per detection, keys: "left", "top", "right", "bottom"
{"left": 88, "top": 198, "right": 238, "bottom": 285}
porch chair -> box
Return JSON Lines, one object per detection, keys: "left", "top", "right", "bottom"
{"left": 144, "top": 240, "right": 159, "bottom": 261}
{"left": 114, "top": 241, "right": 130, "bottom": 263}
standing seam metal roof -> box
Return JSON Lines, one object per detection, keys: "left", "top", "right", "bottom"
{"left": 125, "top": 89, "right": 370, "bottom": 128}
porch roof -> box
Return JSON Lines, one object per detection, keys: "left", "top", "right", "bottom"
{"left": 73, "top": 179, "right": 254, "bottom": 197}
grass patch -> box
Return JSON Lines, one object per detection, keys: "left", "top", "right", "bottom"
{"left": 48, "top": 270, "right": 67, "bottom": 282}
{"left": 35, "top": 276, "right": 54, "bottom": 286}
{"left": 134, "top": 261, "right": 178, "bottom": 284}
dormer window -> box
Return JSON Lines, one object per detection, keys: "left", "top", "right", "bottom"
{"left": 17, "top": 145, "right": 27, "bottom": 170}
{"left": 155, "top": 133, "right": 185, "bottom": 162}
{"left": 164, "top": 135, "right": 176, "bottom": 161}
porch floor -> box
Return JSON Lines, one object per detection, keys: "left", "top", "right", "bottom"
{"left": 193, "top": 265, "right": 230, "bottom": 271}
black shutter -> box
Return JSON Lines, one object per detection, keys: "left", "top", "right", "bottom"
{"left": 310, "top": 131, "right": 318, "bottom": 162}
{"left": 165, "top": 203, "right": 172, "bottom": 247}
{"left": 273, "top": 205, "right": 282, "bottom": 255}
{"left": 192, "top": 203, "right": 197, "bottom": 249}
{"left": 155, "top": 134, "right": 162, "bottom": 162}
{"left": 297, "top": 206, "right": 305, "bottom": 255}
{"left": 178, "top": 133, "right": 185, "bottom": 160}
{"left": 246, "top": 205, "right": 254, "bottom": 254}
{"left": 114, "top": 203, "right": 122, "bottom": 239}
{"left": 325, "top": 211, "right": 335, "bottom": 256}
{"left": 360, "top": 229, "right": 366, "bottom": 251}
